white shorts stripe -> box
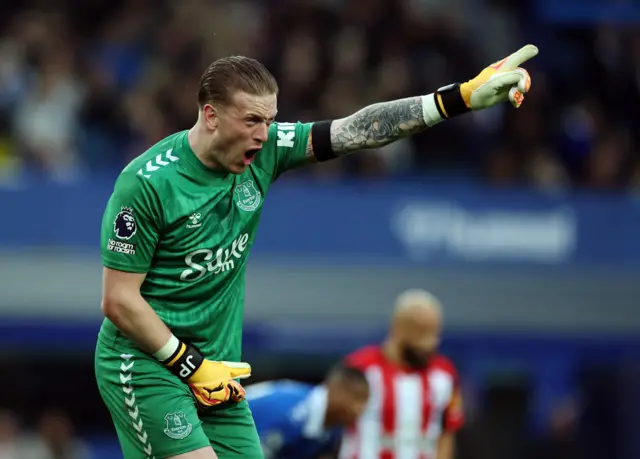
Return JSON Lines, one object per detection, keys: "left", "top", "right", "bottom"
{"left": 119, "top": 354, "right": 155, "bottom": 459}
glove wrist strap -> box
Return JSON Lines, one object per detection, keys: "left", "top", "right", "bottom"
{"left": 161, "top": 341, "right": 205, "bottom": 381}
{"left": 435, "top": 83, "right": 470, "bottom": 118}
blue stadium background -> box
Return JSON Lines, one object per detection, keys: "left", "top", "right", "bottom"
{"left": 1, "top": 0, "right": 640, "bottom": 458}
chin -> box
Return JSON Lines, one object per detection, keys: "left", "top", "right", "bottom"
{"left": 224, "top": 163, "right": 249, "bottom": 175}
{"left": 227, "top": 163, "right": 247, "bottom": 175}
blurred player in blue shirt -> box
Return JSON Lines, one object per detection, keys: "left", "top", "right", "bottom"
{"left": 246, "top": 363, "right": 370, "bottom": 459}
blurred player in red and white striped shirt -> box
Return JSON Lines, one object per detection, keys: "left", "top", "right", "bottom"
{"left": 339, "top": 289, "right": 464, "bottom": 459}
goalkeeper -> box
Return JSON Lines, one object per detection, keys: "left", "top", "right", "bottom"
{"left": 95, "top": 45, "right": 538, "bottom": 459}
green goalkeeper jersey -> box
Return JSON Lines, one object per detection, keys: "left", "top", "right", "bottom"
{"left": 99, "top": 122, "right": 313, "bottom": 361}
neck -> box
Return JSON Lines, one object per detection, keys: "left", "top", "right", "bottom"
{"left": 188, "top": 121, "right": 222, "bottom": 170}
{"left": 382, "top": 339, "right": 403, "bottom": 366}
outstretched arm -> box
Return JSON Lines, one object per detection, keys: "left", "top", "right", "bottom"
{"left": 329, "top": 96, "right": 432, "bottom": 154}
{"left": 307, "top": 44, "right": 538, "bottom": 160}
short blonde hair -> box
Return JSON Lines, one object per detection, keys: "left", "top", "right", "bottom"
{"left": 394, "top": 289, "right": 442, "bottom": 314}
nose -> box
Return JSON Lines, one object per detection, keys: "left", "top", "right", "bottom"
{"left": 254, "top": 123, "right": 269, "bottom": 143}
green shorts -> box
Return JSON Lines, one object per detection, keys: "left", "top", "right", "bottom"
{"left": 95, "top": 336, "right": 263, "bottom": 459}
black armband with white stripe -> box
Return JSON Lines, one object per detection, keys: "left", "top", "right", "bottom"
{"left": 435, "top": 83, "right": 470, "bottom": 118}
{"left": 153, "top": 335, "right": 204, "bottom": 380}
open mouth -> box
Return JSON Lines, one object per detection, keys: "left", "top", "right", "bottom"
{"left": 243, "top": 148, "right": 260, "bottom": 165}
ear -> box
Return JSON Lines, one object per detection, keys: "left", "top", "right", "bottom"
{"left": 202, "top": 104, "right": 219, "bottom": 130}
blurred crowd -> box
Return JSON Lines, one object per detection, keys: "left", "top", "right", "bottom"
{"left": 0, "top": 389, "right": 589, "bottom": 459}
{"left": 0, "top": 0, "right": 639, "bottom": 191}
{"left": 0, "top": 409, "right": 90, "bottom": 459}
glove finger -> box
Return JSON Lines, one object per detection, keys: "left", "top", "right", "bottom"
{"left": 190, "top": 386, "right": 216, "bottom": 407}
{"left": 190, "top": 383, "right": 229, "bottom": 407}
{"left": 508, "top": 88, "right": 525, "bottom": 108}
{"left": 221, "top": 361, "right": 252, "bottom": 379}
{"left": 515, "top": 68, "right": 531, "bottom": 93}
{"left": 488, "top": 71, "right": 523, "bottom": 88}
{"left": 228, "top": 380, "right": 246, "bottom": 402}
{"left": 501, "top": 44, "right": 539, "bottom": 71}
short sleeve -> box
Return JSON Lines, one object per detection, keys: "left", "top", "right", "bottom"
{"left": 261, "top": 121, "right": 313, "bottom": 181}
{"left": 442, "top": 380, "right": 464, "bottom": 432}
{"left": 101, "top": 173, "right": 162, "bottom": 273}
{"left": 344, "top": 352, "right": 364, "bottom": 370}
{"left": 343, "top": 346, "right": 378, "bottom": 371}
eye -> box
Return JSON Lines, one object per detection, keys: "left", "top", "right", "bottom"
{"left": 246, "top": 116, "right": 264, "bottom": 127}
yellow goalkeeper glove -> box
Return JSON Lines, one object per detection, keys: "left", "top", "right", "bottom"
{"left": 162, "top": 341, "right": 251, "bottom": 408}
{"left": 434, "top": 44, "right": 538, "bottom": 118}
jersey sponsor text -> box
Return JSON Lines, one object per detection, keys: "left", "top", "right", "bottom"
{"left": 180, "top": 233, "right": 250, "bottom": 281}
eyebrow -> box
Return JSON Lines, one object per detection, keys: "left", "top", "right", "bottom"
{"left": 246, "top": 112, "right": 277, "bottom": 122}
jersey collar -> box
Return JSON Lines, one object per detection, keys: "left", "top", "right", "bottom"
{"left": 301, "top": 385, "right": 328, "bottom": 439}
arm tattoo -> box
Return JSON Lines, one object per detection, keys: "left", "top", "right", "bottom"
{"left": 330, "top": 96, "right": 426, "bottom": 155}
